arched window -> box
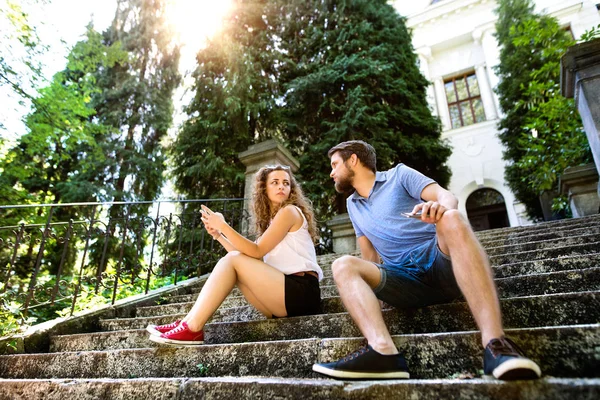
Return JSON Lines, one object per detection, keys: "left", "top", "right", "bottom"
{"left": 466, "top": 188, "right": 510, "bottom": 231}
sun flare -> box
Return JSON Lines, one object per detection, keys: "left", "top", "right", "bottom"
{"left": 167, "top": 0, "right": 234, "bottom": 52}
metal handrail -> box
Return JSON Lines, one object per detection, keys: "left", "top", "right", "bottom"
{"left": 0, "top": 198, "right": 251, "bottom": 324}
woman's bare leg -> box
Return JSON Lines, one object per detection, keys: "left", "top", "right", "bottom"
{"left": 182, "top": 252, "right": 286, "bottom": 331}
{"left": 237, "top": 282, "right": 273, "bottom": 317}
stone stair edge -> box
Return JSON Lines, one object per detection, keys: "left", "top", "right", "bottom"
{"left": 2, "top": 324, "right": 598, "bottom": 380}
{"left": 139, "top": 266, "right": 600, "bottom": 318}
{"left": 1, "top": 377, "right": 598, "bottom": 400}
{"left": 473, "top": 214, "right": 600, "bottom": 237}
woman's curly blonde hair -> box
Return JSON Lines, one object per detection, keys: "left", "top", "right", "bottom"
{"left": 251, "top": 165, "right": 318, "bottom": 242}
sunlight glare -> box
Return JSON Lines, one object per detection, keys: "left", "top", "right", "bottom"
{"left": 167, "top": 0, "right": 234, "bottom": 52}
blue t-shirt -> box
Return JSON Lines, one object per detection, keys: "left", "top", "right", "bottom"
{"left": 347, "top": 163, "right": 437, "bottom": 266}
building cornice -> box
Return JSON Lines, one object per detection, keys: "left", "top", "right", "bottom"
{"left": 406, "top": 0, "right": 491, "bottom": 28}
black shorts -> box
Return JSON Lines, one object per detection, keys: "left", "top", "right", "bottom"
{"left": 283, "top": 273, "right": 322, "bottom": 317}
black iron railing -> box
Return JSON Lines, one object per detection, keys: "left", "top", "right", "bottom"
{"left": 0, "top": 199, "right": 250, "bottom": 325}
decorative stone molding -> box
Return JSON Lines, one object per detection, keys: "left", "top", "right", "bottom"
{"left": 561, "top": 38, "right": 600, "bottom": 204}
{"left": 559, "top": 163, "right": 600, "bottom": 217}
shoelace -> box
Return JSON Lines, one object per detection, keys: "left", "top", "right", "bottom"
{"left": 165, "top": 323, "right": 187, "bottom": 336}
{"left": 159, "top": 321, "right": 179, "bottom": 330}
{"left": 487, "top": 336, "right": 523, "bottom": 357}
{"left": 342, "top": 345, "right": 369, "bottom": 362}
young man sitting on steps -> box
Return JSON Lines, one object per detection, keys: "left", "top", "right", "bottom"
{"left": 312, "top": 140, "right": 541, "bottom": 380}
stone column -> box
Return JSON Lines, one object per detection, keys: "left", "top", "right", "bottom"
{"left": 238, "top": 139, "right": 300, "bottom": 221}
{"left": 561, "top": 38, "right": 600, "bottom": 203}
{"left": 479, "top": 27, "right": 503, "bottom": 116}
{"left": 327, "top": 213, "right": 358, "bottom": 254}
{"left": 433, "top": 77, "right": 452, "bottom": 131}
{"left": 474, "top": 63, "right": 498, "bottom": 121}
{"left": 416, "top": 47, "right": 438, "bottom": 117}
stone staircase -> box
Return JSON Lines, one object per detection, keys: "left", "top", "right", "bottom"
{"left": 1, "top": 215, "right": 599, "bottom": 399}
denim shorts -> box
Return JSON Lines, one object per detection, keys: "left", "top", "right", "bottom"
{"left": 373, "top": 238, "right": 462, "bottom": 309}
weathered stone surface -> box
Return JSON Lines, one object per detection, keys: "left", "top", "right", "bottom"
{"left": 495, "top": 267, "right": 600, "bottom": 297}
{"left": 476, "top": 215, "right": 600, "bottom": 240}
{"left": 480, "top": 226, "right": 600, "bottom": 249}
{"left": 493, "top": 254, "right": 600, "bottom": 278}
{"left": 318, "top": 324, "right": 600, "bottom": 379}
{"left": 3, "top": 325, "right": 598, "bottom": 380}
{"left": 0, "top": 378, "right": 183, "bottom": 400}
{"left": 1, "top": 377, "right": 598, "bottom": 400}
{"left": 483, "top": 233, "right": 600, "bottom": 257}
{"left": 489, "top": 242, "right": 600, "bottom": 266}
{"left": 0, "top": 339, "right": 321, "bottom": 379}
{"left": 204, "top": 291, "right": 600, "bottom": 345}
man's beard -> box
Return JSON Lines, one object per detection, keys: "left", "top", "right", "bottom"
{"left": 334, "top": 168, "right": 355, "bottom": 193}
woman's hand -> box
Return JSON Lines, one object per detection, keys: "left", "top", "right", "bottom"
{"left": 201, "top": 205, "right": 226, "bottom": 232}
{"left": 202, "top": 219, "right": 221, "bottom": 239}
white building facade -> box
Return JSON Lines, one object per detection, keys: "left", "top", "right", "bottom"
{"left": 393, "top": 0, "right": 600, "bottom": 229}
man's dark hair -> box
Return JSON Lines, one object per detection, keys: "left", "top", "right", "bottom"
{"left": 328, "top": 140, "right": 377, "bottom": 173}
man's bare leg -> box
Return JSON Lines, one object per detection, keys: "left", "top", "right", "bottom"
{"left": 436, "top": 210, "right": 504, "bottom": 347}
{"left": 331, "top": 255, "right": 398, "bottom": 354}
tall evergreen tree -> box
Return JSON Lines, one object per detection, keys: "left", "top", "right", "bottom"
{"left": 278, "top": 0, "right": 451, "bottom": 216}
{"left": 95, "top": 0, "right": 181, "bottom": 211}
{"left": 172, "top": 0, "right": 451, "bottom": 220}
{"left": 494, "top": 0, "right": 592, "bottom": 219}
{"left": 170, "top": 0, "right": 282, "bottom": 199}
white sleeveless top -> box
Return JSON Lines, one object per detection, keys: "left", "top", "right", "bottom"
{"left": 262, "top": 206, "right": 323, "bottom": 281}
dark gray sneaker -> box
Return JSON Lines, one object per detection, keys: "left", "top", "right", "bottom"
{"left": 484, "top": 336, "right": 541, "bottom": 380}
{"left": 312, "top": 344, "right": 410, "bottom": 379}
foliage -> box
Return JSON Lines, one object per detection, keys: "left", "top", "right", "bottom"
{"left": 580, "top": 24, "right": 600, "bottom": 42}
{"left": 0, "top": 0, "right": 48, "bottom": 134}
{"left": 494, "top": 0, "right": 592, "bottom": 220}
{"left": 170, "top": 0, "right": 281, "bottom": 200}
{"left": 171, "top": 0, "right": 451, "bottom": 220}
{"left": 278, "top": 0, "right": 450, "bottom": 217}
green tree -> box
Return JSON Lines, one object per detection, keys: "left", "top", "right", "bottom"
{"left": 95, "top": 0, "right": 182, "bottom": 209}
{"left": 170, "top": 0, "right": 281, "bottom": 199}
{"left": 0, "top": 0, "right": 48, "bottom": 136}
{"left": 278, "top": 0, "right": 451, "bottom": 216}
{"left": 494, "top": 0, "right": 592, "bottom": 219}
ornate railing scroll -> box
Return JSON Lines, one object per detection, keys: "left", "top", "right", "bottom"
{"left": 0, "top": 199, "right": 250, "bottom": 325}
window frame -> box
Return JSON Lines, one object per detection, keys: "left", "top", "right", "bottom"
{"left": 444, "top": 71, "right": 486, "bottom": 129}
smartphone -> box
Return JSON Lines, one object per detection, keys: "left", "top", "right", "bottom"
{"left": 401, "top": 212, "right": 424, "bottom": 219}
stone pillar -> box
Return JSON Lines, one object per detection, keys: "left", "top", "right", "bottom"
{"left": 474, "top": 63, "right": 498, "bottom": 121}
{"left": 416, "top": 47, "right": 438, "bottom": 117}
{"left": 561, "top": 38, "right": 600, "bottom": 204}
{"left": 559, "top": 163, "right": 600, "bottom": 217}
{"left": 433, "top": 77, "right": 452, "bottom": 131}
{"left": 327, "top": 213, "right": 358, "bottom": 254}
{"left": 479, "top": 27, "right": 503, "bottom": 116}
{"left": 238, "top": 139, "right": 300, "bottom": 219}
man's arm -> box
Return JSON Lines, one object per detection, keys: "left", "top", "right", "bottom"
{"left": 358, "top": 236, "right": 380, "bottom": 263}
{"left": 410, "top": 183, "right": 458, "bottom": 224}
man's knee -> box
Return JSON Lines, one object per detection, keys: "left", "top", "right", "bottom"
{"left": 438, "top": 209, "right": 470, "bottom": 235}
{"left": 331, "top": 255, "right": 361, "bottom": 280}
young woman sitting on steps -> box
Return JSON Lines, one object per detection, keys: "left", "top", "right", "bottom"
{"left": 147, "top": 165, "right": 323, "bottom": 345}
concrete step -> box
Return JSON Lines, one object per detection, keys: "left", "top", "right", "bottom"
{"left": 0, "top": 376, "right": 598, "bottom": 400}
{"left": 488, "top": 242, "right": 599, "bottom": 266}
{"left": 205, "top": 291, "right": 599, "bottom": 345}
{"left": 493, "top": 253, "right": 600, "bottom": 278}
{"left": 483, "top": 232, "right": 600, "bottom": 257}
{"left": 479, "top": 225, "right": 600, "bottom": 248}
{"left": 159, "top": 254, "right": 600, "bottom": 307}
{"left": 3, "top": 324, "right": 598, "bottom": 379}
{"left": 139, "top": 267, "right": 600, "bottom": 319}
{"left": 474, "top": 215, "right": 600, "bottom": 240}
{"left": 67, "top": 291, "right": 599, "bottom": 351}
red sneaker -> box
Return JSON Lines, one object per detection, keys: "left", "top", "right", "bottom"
{"left": 149, "top": 321, "right": 204, "bottom": 345}
{"left": 146, "top": 319, "right": 181, "bottom": 336}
